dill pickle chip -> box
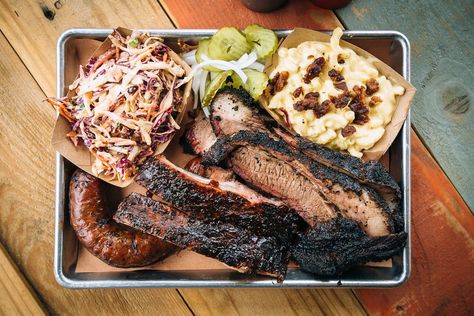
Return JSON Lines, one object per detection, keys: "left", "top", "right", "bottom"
{"left": 196, "top": 38, "right": 220, "bottom": 72}
{"left": 225, "top": 71, "right": 243, "bottom": 88}
{"left": 244, "top": 24, "right": 278, "bottom": 61}
{"left": 208, "top": 27, "right": 252, "bottom": 61}
{"left": 202, "top": 70, "right": 233, "bottom": 107}
{"left": 195, "top": 38, "right": 210, "bottom": 63}
{"left": 242, "top": 69, "right": 268, "bottom": 100}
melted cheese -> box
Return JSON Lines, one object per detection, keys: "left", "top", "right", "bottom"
{"left": 268, "top": 28, "right": 405, "bottom": 157}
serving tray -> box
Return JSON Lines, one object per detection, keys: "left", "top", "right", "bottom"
{"left": 54, "top": 29, "right": 411, "bottom": 288}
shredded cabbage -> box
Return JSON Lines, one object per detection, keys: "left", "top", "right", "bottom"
{"left": 47, "top": 29, "right": 191, "bottom": 181}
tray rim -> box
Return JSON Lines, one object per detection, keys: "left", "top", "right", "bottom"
{"left": 54, "top": 28, "right": 411, "bottom": 288}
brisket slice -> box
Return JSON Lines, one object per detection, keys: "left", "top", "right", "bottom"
{"left": 114, "top": 193, "right": 289, "bottom": 280}
{"left": 231, "top": 146, "right": 336, "bottom": 226}
{"left": 203, "top": 130, "right": 395, "bottom": 237}
{"left": 182, "top": 111, "right": 217, "bottom": 155}
{"left": 185, "top": 156, "right": 235, "bottom": 182}
{"left": 208, "top": 87, "right": 403, "bottom": 232}
{"left": 292, "top": 217, "right": 407, "bottom": 276}
{"left": 136, "top": 155, "right": 302, "bottom": 239}
{"left": 210, "top": 87, "right": 276, "bottom": 137}
{"left": 274, "top": 128, "right": 402, "bottom": 228}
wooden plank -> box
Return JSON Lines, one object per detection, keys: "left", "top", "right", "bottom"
{"left": 178, "top": 288, "right": 367, "bottom": 316}
{"left": 0, "top": 0, "right": 175, "bottom": 97}
{"left": 160, "top": 0, "right": 342, "bottom": 29}
{"left": 355, "top": 130, "right": 474, "bottom": 315}
{"left": 336, "top": 0, "right": 474, "bottom": 211}
{"left": 0, "top": 24, "right": 191, "bottom": 316}
{"left": 0, "top": 242, "right": 47, "bottom": 316}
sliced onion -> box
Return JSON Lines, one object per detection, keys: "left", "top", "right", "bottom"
{"left": 192, "top": 58, "right": 247, "bottom": 83}
{"left": 199, "top": 70, "right": 209, "bottom": 103}
{"left": 247, "top": 61, "right": 265, "bottom": 72}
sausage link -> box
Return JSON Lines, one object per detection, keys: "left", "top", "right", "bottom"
{"left": 69, "top": 169, "right": 177, "bottom": 267}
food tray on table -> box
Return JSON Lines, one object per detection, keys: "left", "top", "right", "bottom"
{"left": 54, "top": 29, "right": 411, "bottom": 288}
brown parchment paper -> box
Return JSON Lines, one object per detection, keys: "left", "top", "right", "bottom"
{"left": 52, "top": 27, "right": 193, "bottom": 187}
{"left": 71, "top": 29, "right": 392, "bottom": 274}
{"left": 260, "top": 28, "right": 416, "bottom": 161}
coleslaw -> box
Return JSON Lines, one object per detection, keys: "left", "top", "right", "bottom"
{"left": 47, "top": 29, "right": 191, "bottom": 181}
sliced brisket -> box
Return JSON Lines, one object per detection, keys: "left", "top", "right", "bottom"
{"left": 210, "top": 87, "right": 275, "bottom": 137}
{"left": 292, "top": 217, "right": 407, "bottom": 276}
{"left": 114, "top": 193, "right": 289, "bottom": 280}
{"left": 185, "top": 156, "right": 235, "bottom": 182}
{"left": 231, "top": 146, "right": 336, "bottom": 226}
{"left": 136, "top": 155, "right": 302, "bottom": 239}
{"left": 203, "top": 130, "right": 394, "bottom": 237}
{"left": 274, "top": 128, "right": 402, "bottom": 230}
{"left": 182, "top": 111, "right": 217, "bottom": 155}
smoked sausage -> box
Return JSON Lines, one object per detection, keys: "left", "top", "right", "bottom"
{"left": 69, "top": 169, "right": 177, "bottom": 267}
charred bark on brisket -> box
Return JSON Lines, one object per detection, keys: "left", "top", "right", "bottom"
{"left": 136, "top": 155, "right": 302, "bottom": 240}
{"left": 114, "top": 193, "right": 290, "bottom": 280}
{"left": 292, "top": 217, "right": 407, "bottom": 276}
{"left": 203, "top": 130, "right": 395, "bottom": 236}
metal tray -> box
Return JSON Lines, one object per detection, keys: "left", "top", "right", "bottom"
{"left": 54, "top": 29, "right": 411, "bottom": 288}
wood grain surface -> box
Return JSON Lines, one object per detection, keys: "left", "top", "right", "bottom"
{"left": 160, "top": 0, "right": 343, "bottom": 29}
{"left": 356, "top": 131, "right": 474, "bottom": 315}
{"left": 336, "top": 0, "right": 474, "bottom": 211}
{"left": 0, "top": 0, "right": 174, "bottom": 96}
{"left": 179, "top": 288, "right": 367, "bottom": 316}
{"left": 1, "top": 0, "right": 473, "bottom": 315}
{"left": 0, "top": 242, "right": 47, "bottom": 316}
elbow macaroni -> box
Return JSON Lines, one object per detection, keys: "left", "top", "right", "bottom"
{"left": 267, "top": 28, "right": 405, "bottom": 157}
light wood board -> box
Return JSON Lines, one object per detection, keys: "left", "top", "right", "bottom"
{"left": 0, "top": 242, "right": 47, "bottom": 316}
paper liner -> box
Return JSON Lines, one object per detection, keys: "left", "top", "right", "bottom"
{"left": 259, "top": 28, "right": 416, "bottom": 161}
{"left": 67, "top": 30, "right": 396, "bottom": 274}
{"left": 52, "top": 27, "right": 193, "bottom": 187}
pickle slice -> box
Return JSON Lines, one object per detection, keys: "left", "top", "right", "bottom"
{"left": 202, "top": 70, "right": 233, "bottom": 107}
{"left": 244, "top": 24, "right": 278, "bottom": 61}
{"left": 225, "top": 71, "right": 243, "bottom": 88}
{"left": 195, "top": 38, "right": 210, "bottom": 63}
{"left": 208, "top": 27, "right": 252, "bottom": 61}
{"left": 196, "top": 38, "right": 220, "bottom": 72}
{"left": 242, "top": 69, "right": 268, "bottom": 100}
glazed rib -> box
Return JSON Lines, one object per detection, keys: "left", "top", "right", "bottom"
{"left": 114, "top": 193, "right": 289, "bottom": 280}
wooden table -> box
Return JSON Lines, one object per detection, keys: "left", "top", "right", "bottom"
{"left": 0, "top": 0, "right": 472, "bottom": 315}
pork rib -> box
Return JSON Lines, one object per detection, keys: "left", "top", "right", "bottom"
{"left": 114, "top": 193, "right": 289, "bottom": 280}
